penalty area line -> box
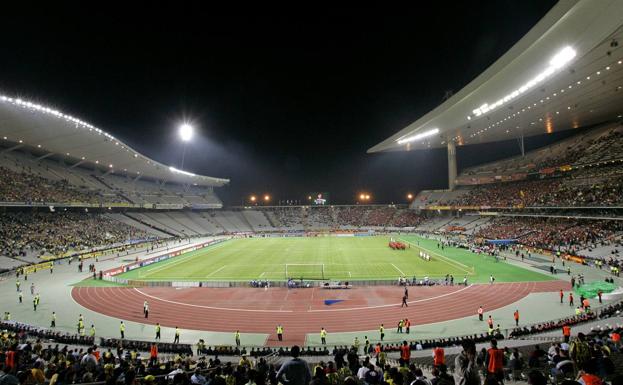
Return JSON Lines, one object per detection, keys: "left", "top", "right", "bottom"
{"left": 206, "top": 265, "right": 227, "bottom": 278}
{"left": 391, "top": 263, "right": 405, "bottom": 276}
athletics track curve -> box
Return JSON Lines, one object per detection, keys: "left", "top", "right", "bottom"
{"left": 72, "top": 281, "right": 566, "bottom": 346}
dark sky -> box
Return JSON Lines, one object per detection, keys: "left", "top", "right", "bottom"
{"left": 1, "top": 2, "right": 564, "bottom": 205}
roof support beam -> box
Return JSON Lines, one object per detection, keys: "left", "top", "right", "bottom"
{"left": 0, "top": 144, "right": 24, "bottom": 154}
{"left": 447, "top": 142, "right": 457, "bottom": 191}
{"left": 69, "top": 160, "right": 86, "bottom": 169}
{"left": 36, "top": 152, "right": 55, "bottom": 161}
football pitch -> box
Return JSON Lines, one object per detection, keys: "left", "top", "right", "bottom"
{"left": 118, "top": 235, "right": 556, "bottom": 283}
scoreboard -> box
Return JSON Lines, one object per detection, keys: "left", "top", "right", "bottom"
{"left": 308, "top": 192, "right": 330, "bottom": 205}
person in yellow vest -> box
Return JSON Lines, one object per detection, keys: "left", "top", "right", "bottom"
{"left": 235, "top": 330, "right": 241, "bottom": 347}
{"left": 174, "top": 327, "right": 180, "bottom": 344}
{"left": 239, "top": 355, "right": 252, "bottom": 368}
{"left": 120, "top": 321, "right": 125, "bottom": 339}
{"left": 16, "top": 279, "right": 20, "bottom": 292}
{"left": 379, "top": 324, "right": 385, "bottom": 341}
{"left": 320, "top": 327, "right": 327, "bottom": 345}
{"left": 78, "top": 320, "right": 84, "bottom": 334}
{"left": 353, "top": 337, "right": 360, "bottom": 353}
{"left": 276, "top": 325, "right": 284, "bottom": 342}
{"left": 90, "top": 325, "right": 96, "bottom": 337}
{"left": 155, "top": 323, "right": 161, "bottom": 340}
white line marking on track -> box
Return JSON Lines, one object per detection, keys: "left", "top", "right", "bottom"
{"left": 308, "top": 284, "right": 474, "bottom": 312}
{"left": 391, "top": 263, "right": 405, "bottom": 276}
{"left": 134, "top": 288, "right": 293, "bottom": 313}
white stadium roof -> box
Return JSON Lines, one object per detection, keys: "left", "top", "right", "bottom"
{"left": 369, "top": 0, "right": 623, "bottom": 153}
{"left": 0, "top": 92, "right": 229, "bottom": 187}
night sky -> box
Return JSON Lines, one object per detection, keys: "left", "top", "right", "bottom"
{"left": 1, "top": 2, "right": 567, "bottom": 205}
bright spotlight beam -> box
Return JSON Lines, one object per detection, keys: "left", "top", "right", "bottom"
{"left": 179, "top": 124, "right": 193, "bottom": 142}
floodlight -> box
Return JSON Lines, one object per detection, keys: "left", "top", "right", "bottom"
{"left": 250, "top": 195, "right": 256, "bottom": 202}
{"left": 264, "top": 195, "right": 270, "bottom": 201}
{"left": 179, "top": 124, "right": 193, "bottom": 142}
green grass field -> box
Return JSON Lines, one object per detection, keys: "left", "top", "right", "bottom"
{"left": 117, "top": 235, "right": 556, "bottom": 283}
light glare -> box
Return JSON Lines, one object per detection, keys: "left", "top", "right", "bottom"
{"left": 179, "top": 124, "right": 193, "bottom": 142}
{"left": 397, "top": 128, "right": 439, "bottom": 144}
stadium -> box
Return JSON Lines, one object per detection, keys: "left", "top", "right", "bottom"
{"left": 2, "top": 2, "right": 623, "bottom": 385}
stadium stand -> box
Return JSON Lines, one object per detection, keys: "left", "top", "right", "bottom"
{"left": 0, "top": 212, "right": 154, "bottom": 261}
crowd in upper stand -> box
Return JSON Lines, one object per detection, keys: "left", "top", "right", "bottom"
{"left": 0, "top": 166, "right": 105, "bottom": 204}
{"left": 461, "top": 124, "right": 623, "bottom": 178}
{"left": 446, "top": 167, "right": 623, "bottom": 208}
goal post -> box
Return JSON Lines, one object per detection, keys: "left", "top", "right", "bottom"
{"left": 285, "top": 263, "right": 325, "bottom": 280}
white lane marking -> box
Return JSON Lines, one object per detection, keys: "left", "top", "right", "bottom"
{"left": 134, "top": 288, "right": 293, "bottom": 313}
{"left": 308, "top": 284, "right": 474, "bottom": 312}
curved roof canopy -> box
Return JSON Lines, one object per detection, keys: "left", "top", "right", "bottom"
{"left": 0, "top": 92, "right": 229, "bottom": 187}
{"left": 369, "top": 0, "right": 623, "bottom": 153}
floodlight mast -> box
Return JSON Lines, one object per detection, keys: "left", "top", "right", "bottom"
{"left": 178, "top": 124, "right": 193, "bottom": 169}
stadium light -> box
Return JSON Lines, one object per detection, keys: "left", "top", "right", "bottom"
{"left": 250, "top": 195, "right": 256, "bottom": 202}
{"left": 264, "top": 194, "right": 270, "bottom": 203}
{"left": 179, "top": 124, "right": 193, "bottom": 142}
{"left": 397, "top": 128, "right": 439, "bottom": 145}
{"left": 469, "top": 46, "right": 576, "bottom": 119}
{"left": 407, "top": 193, "right": 413, "bottom": 200}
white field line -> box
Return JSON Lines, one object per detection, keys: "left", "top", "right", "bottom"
{"left": 206, "top": 265, "right": 227, "bottom": 278}
{"left": 399, "top": 238, "right": 474, "bottom": 275}
{"left": 142, "top": 242, "right": 229, "bottom": 276}
{"left": 391, "top": 263, "right": 405, "bottom": 276}
{"left": 134, "top": 288, "right": 293, "bottom": 313}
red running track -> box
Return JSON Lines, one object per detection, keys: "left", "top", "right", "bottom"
{"left": 72, "top": 281, "right": 566, "bottom": 346}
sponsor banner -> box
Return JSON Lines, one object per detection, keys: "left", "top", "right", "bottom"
{"left": 21, "top": 261, "right": 53, "bottom": 274}
{"left": 427, "top": 205, "right": 452, "bottom": 210}
{"left": 155, "top": 203, "right": 184, "bottom": 209}
{"left": 539, "top": 167, "right": 556, "bottom": 174}
{"left": 104, "top": 267, "right": 124, "bottom": 276}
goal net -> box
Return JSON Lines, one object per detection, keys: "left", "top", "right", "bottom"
{"left": 285, "top": 264, "right": 325, "bottom": 280}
